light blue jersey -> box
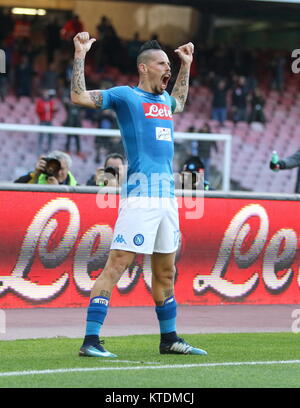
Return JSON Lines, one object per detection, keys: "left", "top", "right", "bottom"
{"left": 101, "top": 86, "right": 176, "bottom": 197}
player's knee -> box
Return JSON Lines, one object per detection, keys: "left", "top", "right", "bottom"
{"left": 98, "top": 263, "right": 125, "bottom": 286}
{"left": 111, "top": 251, "right": 133, "bottom": 270}
{"left": 153, "top": 267, "right": 175, "bottom": 285}
{"left": 103, "top": 251, "right": 133, "bottom": 283}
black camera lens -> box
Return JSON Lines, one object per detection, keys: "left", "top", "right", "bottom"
{"left": 104, "top": 166, "right": 119, "bottom": 177}
{"left": 42, "top": 157, "right": 61, "bottom": 178}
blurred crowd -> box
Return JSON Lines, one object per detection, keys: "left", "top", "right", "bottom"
{"left": 0, "top": 10, "right": 160, "bottom": 99}
{"left": 0, "top": 9, "right": 288, "bottom": 103}
{"left": 0, "top": 8, "right": 291, "bottom": 187}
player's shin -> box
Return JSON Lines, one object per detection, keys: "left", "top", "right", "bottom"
{"left": 155, "top": 296, "right": 178, "bottom": 343}
{"left": 83, "top": 295, "right": 109, "bottom": 345}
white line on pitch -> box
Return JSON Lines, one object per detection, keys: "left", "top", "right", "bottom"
{"left": 99, "top": 360, "right": 160, "bottom": 364}
{"left": 0, "top": 360, "right": 300, "bottom": 377}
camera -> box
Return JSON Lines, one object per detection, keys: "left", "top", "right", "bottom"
{"left": 96, "top": 166, "right": 119, "bottom": 186}
{"left": 181, "top": 170, "right": 202, "bottom": 189}
{"left": 104, "top": 166, "right": 119, "bottom": 178}
{"left": 181, "top": 157, "right": 207, "bottom": 190}
{"left": 42, "top": 157, "right": 61, "bottom": 178}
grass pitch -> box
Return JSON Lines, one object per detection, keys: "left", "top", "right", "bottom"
{"left": 0, "top": 332, "right": 300, "bottom": 388}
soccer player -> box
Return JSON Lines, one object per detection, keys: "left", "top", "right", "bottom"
{"left": 71, "top": 31, "right": 207, "bottom": 357}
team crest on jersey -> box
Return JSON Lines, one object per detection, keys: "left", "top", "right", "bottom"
{"left": 143, "top": 103, "right": 172, "bottom": 120}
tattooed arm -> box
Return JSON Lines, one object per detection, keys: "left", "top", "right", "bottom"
{"left": 171, "top": 42, "right": 194, "bottom": 114}
{"left": 71, "top": 32, "right": 103, "bottom": 109}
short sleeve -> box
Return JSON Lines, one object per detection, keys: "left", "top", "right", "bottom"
{"left": 100, "top": 86, "right": 127, "bottom": 111}
{"left": 101, "top": 89, "right": 115, "bottom": 110}
{"left": 170, "top": 95, "right": 177, "bottom": 114}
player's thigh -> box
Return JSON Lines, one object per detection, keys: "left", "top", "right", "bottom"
{"left": 111, "top": 197, "right": 162, "bottom": 254}
{"left": 153, "top": 198, "right": 179, "bottom": 254}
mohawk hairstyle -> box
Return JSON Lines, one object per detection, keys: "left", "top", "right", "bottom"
{"left": 137, "top": 40, "right": 163, "bottom": 65}
{"left": 138, "top": 40, "right": 162, "bottom": 55}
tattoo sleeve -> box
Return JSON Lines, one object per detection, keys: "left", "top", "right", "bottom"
{"left": 71, "top": 57, "right": 103, "bottom": 108}
{"left": 71, "top": 57, "right": 86, "bottom": 95}
{"left": 89, "top": 90, "right": 103, "bottom": 108}
{"left": 171, "top": 65, "right": 190, "bottom": 113}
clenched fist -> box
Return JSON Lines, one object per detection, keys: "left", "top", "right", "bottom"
{"left": 73, "top": 32, "right": 96, "bottom": 55}
{"left": 174, "top": 42, "right": 194, "bottom": 66}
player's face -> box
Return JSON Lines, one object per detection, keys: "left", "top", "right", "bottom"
{"left": 146, "top": 50, "right": 171, "bottom": 95}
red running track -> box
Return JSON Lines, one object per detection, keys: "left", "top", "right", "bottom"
{"left": 0, "top": 304, "right": 298, "bottom": 340}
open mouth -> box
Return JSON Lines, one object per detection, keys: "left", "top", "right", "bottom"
{"left": 161, "top": 74, "right": 171, "bottom": 89}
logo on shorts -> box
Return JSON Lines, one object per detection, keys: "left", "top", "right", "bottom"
{"left": 133, "top": 234, "right": 144, "bottom": 246}
{"left": 114, "top": 234, "right": 127, "bottom": 244}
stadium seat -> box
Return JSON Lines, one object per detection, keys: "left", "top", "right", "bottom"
{"left": 0, "top": 66, "right": 298, "bottom": 192}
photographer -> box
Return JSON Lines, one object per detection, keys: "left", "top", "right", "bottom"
{"left": 14, "top": 151, "right": 78, "bottom": 186}
{"left": 175, "top": 156, "right": 210, "bottom": 191}
{"left": 86, "top": 153, "right": 125, "bottom": 187}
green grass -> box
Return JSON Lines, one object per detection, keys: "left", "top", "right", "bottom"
{"left": 1, "top": 333, "right": 300, "bottom": 388}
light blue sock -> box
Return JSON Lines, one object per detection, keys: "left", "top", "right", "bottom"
{"left": 155, "top": 296, "right": 177, "bottom": 335}
{"left": 84, "top": 296, "right": 109, "bottom": 338}
{"left": 85, "top": 321, "right": 102, "bottom": 336}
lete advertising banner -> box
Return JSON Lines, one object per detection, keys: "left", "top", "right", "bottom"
{"left": 0, "top": 190, "right": 299, "bottom": 308}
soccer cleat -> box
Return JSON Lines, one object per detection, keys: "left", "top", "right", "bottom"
{"left": 79, "top": 339, "right": 117, "bottom": 358}
{"left": 160, "top": 337, "right": 207, "bottom": 355}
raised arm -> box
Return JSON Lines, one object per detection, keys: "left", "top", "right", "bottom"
{"left": 71, "top": 32, "right": 103, "bottom": 109}
{"left": 171, "top": 42, "right": 194, "bottom": 114}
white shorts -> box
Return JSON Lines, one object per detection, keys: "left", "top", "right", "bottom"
{"left": 110, "top": 196, "right": 180, "bottom": 254}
